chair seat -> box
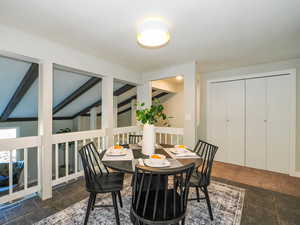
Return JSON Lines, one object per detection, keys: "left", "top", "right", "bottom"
{"left": 131, "top": 189, "right": 185, "bottom": 223}
{"left": 87, "top": 172, "right": 124, "bottom": 193}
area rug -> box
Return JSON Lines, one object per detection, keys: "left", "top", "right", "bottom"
{"left": 35, "top": 181, "right": 245, "bottom": 225}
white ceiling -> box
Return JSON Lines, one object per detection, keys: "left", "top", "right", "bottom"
{"left": 0, "top": 1, "right": 299, "bottom": 73}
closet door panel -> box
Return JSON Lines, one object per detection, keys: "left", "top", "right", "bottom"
{"left": 209, "top": 83, "right": 228, "bottom": 162}
{"left": 267, "top": 76, "right": 291, "bottom": 173}
{"left": 226, "top": 80, "right": 245, "bottom": 166}
{"left": 245, "top": 78, "right": 267, "bottom": 170}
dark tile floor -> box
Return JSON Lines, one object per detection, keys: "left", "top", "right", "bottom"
{"left": 1, "top": 165, "right": 300, "bottom": 225}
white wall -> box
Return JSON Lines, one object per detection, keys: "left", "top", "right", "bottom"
{"left": 0, "top": 24, "right": 141, "bottom": 84}
{"left": 199, "top": 58, "right": 300, "bottom": 172}
{"left": 159, "top": 89, "right": 184, "bottom": 128}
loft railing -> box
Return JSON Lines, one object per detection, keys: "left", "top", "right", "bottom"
{"left": 0, "top": 136, "right": 41, "bottom": 204}
{"left": 0, "top": 126, "right": 184, "bottom": 204}
{"left": 51, "top": 129, "right": 107, "bottom": 186}
{"left": 112, "top": 126, "right": 142, "bottom": 145}
{"left": 155, "top": 127, "right": 184, "bottom": 145}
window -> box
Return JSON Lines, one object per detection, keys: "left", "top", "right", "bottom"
{"left": 0, "top": 128, "right": 17, "bottom": 163}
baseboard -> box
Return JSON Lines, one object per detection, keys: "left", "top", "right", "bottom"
{"left": 290, "top": 171, "right": 300, "bottom": 178}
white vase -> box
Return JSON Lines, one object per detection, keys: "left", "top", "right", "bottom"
{"left": 142, "top": 124, "right": 155, "bottom": 155}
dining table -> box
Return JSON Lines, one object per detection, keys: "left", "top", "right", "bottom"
{"left": 101, "top": 144, "right": 202, "bottom": 173}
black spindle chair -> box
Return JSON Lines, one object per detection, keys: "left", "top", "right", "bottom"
{"left": 189, "top": 139, "right": 218, "bottom": 220}
{"left": 131, "top": 163, "right": 195, "bottom": 225}
{"left": 79, "top": 142, "right": 124, "bottom": 225}
{"left": 129, "top": 134, "right": 143, "bottom": 144}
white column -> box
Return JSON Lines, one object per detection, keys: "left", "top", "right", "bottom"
{"left": 113, "top": 96, "right": 118, "bottom": 128}
{"left": 137, "top": 81, "right": 152, "bottom": 108}
{"left": 131, "top": 98, "right": 137, "bottom": 126}
{"left": 38, "top": 61, "right": 53, "bottom": 200}
{"left": 90, "top": 107, "right": 97, "bottom": 130}
{"left": 102, "top": 77, "right": 114, "bottom": 146}
{"left": 183, "top": 66, "right": 197, "bottom": 148}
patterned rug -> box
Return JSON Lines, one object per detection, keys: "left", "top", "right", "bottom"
{"left": 35, "top": 181, "right": 245, "bottom": 225}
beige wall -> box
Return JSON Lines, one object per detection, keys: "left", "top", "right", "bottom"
{"left": 159, "top": 89, "right": 184, "bottom": 128}
{"left": 199, "top": 58, "right": 300, "bottom": 172}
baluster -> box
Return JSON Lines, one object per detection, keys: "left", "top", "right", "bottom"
{"left": 75, "top": 141, "right": 78, "bottom": 173}
{"left": 37, "top": 146, "right": 41, "bottom": 187}
{"left": 24, "top": 148, "right": 28, "bottom": 190}
{"left": 170, "top": 135, "right": 173, "bottom": 145}
{"left": 165, "top": 133, "right": 167, "bottom": 144}
{"left": 9, "top": 150, "right": 13, "bottom": 194}
{"left": 65, "top": 142, "right": 69, "bottom": 176}
{"left": 55, "top": 143, "right": 59, "bottom": 179}
{"left": 122, "top": 133, "right": 124, "bottom": 144}
{"left": 159, "top": 133, "right": 162, "bottom": 144}
{"left": 127, "top": 133, "right": 130, "bottom": 144}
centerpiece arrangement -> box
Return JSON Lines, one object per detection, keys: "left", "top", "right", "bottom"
{"left": 136, "top": 99, "right": 167, "bottom": 155}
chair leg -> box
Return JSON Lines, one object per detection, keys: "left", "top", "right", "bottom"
{"left": 111, "top": 192, "right": 120, "bottom": 225}
{"left": 182, "top": 217, "right": 185, "bottom": 225}
{"left": 91, "top": 193, "right": 97, "bottom": 210}
{"left": 117, "top": 191, "right": 123, "bottom": 208}
{"left": 195, "top": 187, "right": 200, "bottom": 202}
{"left": 203, "top": 187, "right": 213, "bottom": 221}
{"left": 83, "top": 193, "right": 94, "bottom": 225}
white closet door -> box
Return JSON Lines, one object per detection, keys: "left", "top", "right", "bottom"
{"left": 209, "top": 83, "right": 228, "bottom": 163}
{"left": 245, "top": 78, "right": 267, "bottom": 170}
{"left": 226, "top": 80, "right": 245, "bottom": 166}
{"left": 266, "top": 75, "right": 291, "bottom": 173}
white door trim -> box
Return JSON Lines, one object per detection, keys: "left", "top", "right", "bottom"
{"left": 206, "top": 69, "right": 297, "bottom": 176}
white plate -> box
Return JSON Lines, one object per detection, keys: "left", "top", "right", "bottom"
{"left": 106, "top": 149, "right": 127, "bottom": 156}
{"left": 169, "top": 148, "right": 188, "bottom": 154}
{"left": 144, "top": 159, "right": 170, "bottom": 168}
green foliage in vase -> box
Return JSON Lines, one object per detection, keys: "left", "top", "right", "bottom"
{"left": 136, "top": 99, "right": 167, "bottom": 125}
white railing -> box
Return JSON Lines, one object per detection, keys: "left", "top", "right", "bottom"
{"left": 0, "top": 136, "right": 41, "bottom": 204}
{"left": 155, "top": 127, "right": 184, "bottom": 145}
{"left": 0, "top": 126, "right": 184, "bottom": 204}
{"left": 112, "top": 126, "right": 142, "bottom": 145}
{"left": 51, "top": 129, "right": 107, "bottom": 186}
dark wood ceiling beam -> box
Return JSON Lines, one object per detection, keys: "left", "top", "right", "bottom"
{"left": 71, "top": 100, "right": 102, "bottom": 118}
{"left": 53, "top": 77, "right": 101, "bottom": 114}
{"left": 152, "top": 92, "right": 169, "bottom": 99}
{"left": 118, "top": 107, "right": 131, "bottom": 115}
{"left": 71, "top": 84, "right": 134, "bottom": 118}
{"left": 117, "top": 95, "right": 137, "bottom": 108}
{"left": 1, "top": 63, "right": 39, "bottom": 121}
{"left": 113, "top": 84, "right": 135, "bottom": 96}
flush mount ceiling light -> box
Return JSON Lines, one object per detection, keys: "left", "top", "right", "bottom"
{"left": 176, "top": 75, "right": 183, "bottom": 81}
{"left": 137, "top": 18, "right": 170, "bottom": 48}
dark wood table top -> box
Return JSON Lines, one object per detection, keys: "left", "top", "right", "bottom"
{"left": 101, "top": 144, "right": 202, "bottom": 173}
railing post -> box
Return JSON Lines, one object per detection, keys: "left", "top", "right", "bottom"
{"left": 90, "top": 107, "right": 97, "bottom": 130}
{"left": 102, "top": 76, "right": 114, "bottom": 147}
{"left": 183, "top": 65, "right": 197, "bottom": 147}
{"left": 131, "top": 98, "right": 137, "bottom": 126}
{"left": 38, "top": 60, "right": 53, "bottom": 200}
{"left": 113, "top": 96, "right": 118, "bottom": 128}
{"left": 137, "top": 81, "right": 152, "bottom": 108}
